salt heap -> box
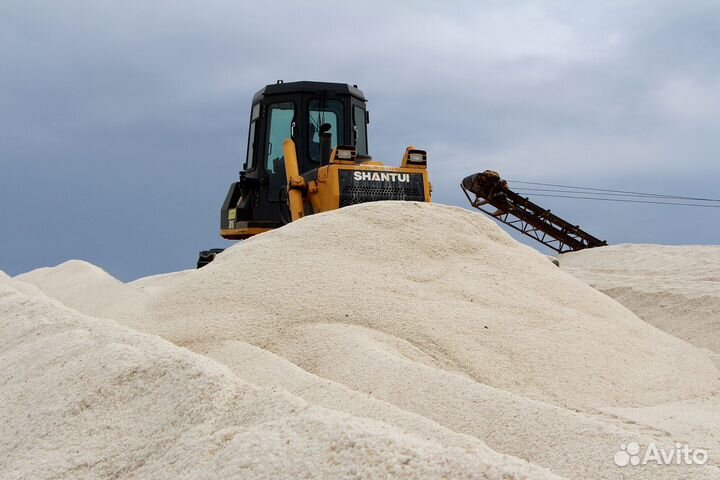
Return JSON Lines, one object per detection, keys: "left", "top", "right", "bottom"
{"left": 7, "top": 202, "right": 720, "bottom": 479}
{"left": 138, "top": 203, "right": 717, "bottom": 409}
{"left": 559, "top": 244, "right": 720, "bottom": 467}
{"left": 560, "top": 244, "right": 720, "bottom": 353}
{"left": 16, "top": 260, "right": 146, "bottom": 319}
{"left": 0, "top": 274, "right": 556, "bottom": 480}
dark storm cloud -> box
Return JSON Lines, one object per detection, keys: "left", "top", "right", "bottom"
{"left": 1, "top": 1, "right": 719, "bottom": 280}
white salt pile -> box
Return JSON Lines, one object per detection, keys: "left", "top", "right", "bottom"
{"left": 559, "top": 244, "right": 720, "bottom": 462}
{"left": 136, "top": 204, "right": 717, "bottom": 408}
{"left": 16, "top": 260, "right": 147, "bottom": 319}
{"left": 5, "top": 202, "right": 720, "bottom": 479}
{"left": 560, "top": 244, "right": 720, "bottom": 353}
{"left": 0, "top": 274, "right": 556, "bottom": 480}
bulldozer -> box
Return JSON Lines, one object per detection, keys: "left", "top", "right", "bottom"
{"left": 198, "top": 80, "right": 432, "bottom": 267}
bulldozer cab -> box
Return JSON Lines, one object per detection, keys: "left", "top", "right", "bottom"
{"left": 220, "top": 81, "right": 369, "bottom": 239}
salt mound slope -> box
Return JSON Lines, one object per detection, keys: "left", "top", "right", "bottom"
{"left": 211, "top": 333, "right": 717, "bottom": 480}
{"left": 129, "top": 269, "right": 193, "bottom": 294}
{"left": 560, "top": 244, "right": 720, "bottom": 352}
{"left": 0, "top": 276, "right": 556, "bottom": 480}
{"left": 16, "top": 260, "right": 146, "bottom": 318}
{"left": 143, "top": 202, "right": 718, "bottom": 410}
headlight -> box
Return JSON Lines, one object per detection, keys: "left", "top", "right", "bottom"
{"left": 331, "top": 146, "right": 356, "bottom": 163}
{"left": 402, "top": 147, "right": 427, "bottom": 168}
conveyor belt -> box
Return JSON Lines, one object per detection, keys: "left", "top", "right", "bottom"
{"left": 461, "top": 171, "right": 607, "bottom": 253}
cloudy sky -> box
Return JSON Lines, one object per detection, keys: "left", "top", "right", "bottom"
{"left": 2, "top": 0, "right": 719, "bottom": 280}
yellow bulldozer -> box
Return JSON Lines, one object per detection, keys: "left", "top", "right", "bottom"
{"left": 198, "top": 80, "right": 432, "bottom": 266}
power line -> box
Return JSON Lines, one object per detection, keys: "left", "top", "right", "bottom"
{"left": 508, "top": 180, "right": 720, "bottom": 203}
{"left": 512, "top": 187, "right": 720, "bottom": 202}
{"left": 512, "top": 191, "right": 720, "bottom": 208}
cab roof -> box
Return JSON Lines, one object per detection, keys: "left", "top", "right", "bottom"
{"left": 252, "top": 81, "right": 367, "bottom": 104}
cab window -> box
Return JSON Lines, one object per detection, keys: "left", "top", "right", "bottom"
{"left": 353, "top": 105, "right": 368, "bottom": 156}
{"left": 244, "top": 102, "right": 260, "bottom": 170}
{"left": 266, "top": 101, "right": 295, "bottom": 201}
{"left": 245, "top": 121, "right": 257, "bottom": 170}
{"left": 308, "top": 98, "right": 343, "bottom": 162}
{"left": 266, "top": 102, "right": 294, "bottom": 173}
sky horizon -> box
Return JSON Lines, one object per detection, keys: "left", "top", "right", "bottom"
{"left": 2, "top": 0, "right": 719, "bottom": 281}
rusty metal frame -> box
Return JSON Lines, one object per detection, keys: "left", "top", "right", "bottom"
{"left": 461, "top": 181, "right": 607, "bottom": 254}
